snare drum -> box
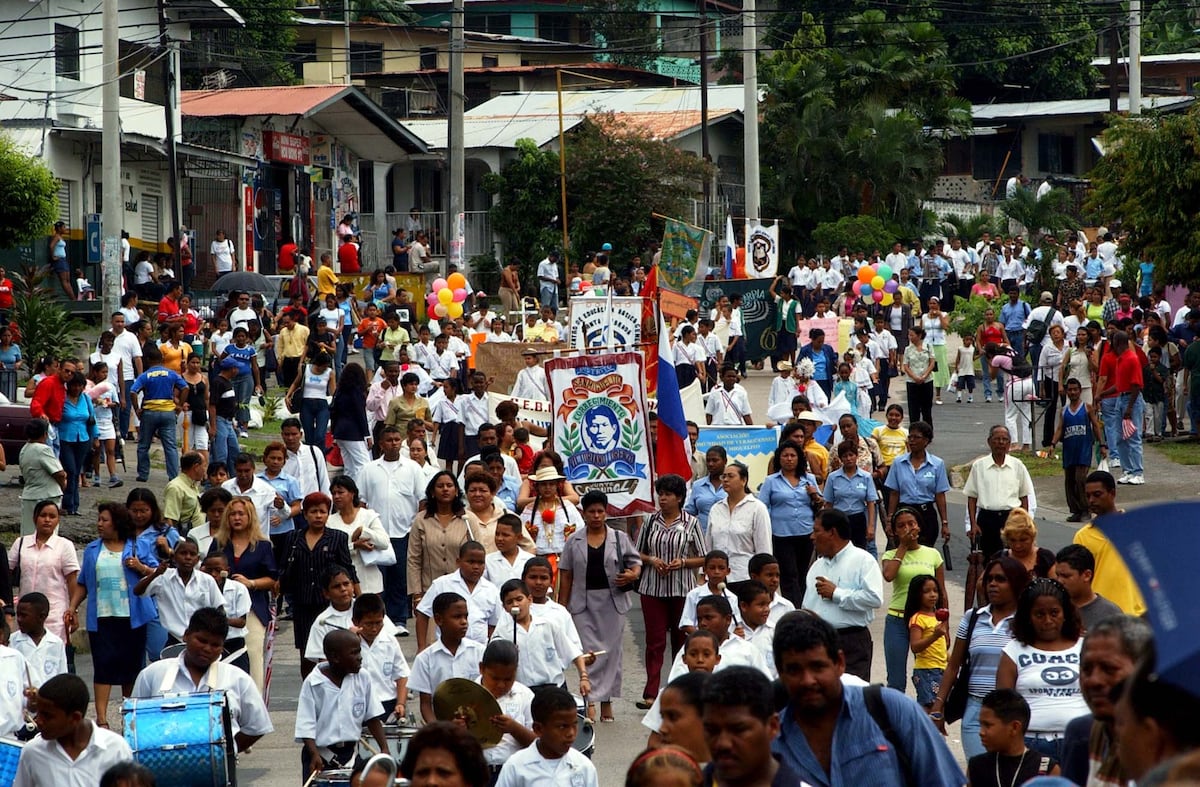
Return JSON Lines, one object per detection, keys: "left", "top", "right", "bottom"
{"left": 573, "top": 714, "right": 595, "bottom": 759}
{"left": 0, "top": 738, "right": 23, "bottom": 785}
{"left": 123, "top": 692, "right": 235, "bottom": 787}
{"left": 312, "top": 768, "right": 354, "bottom": 785}
{"left": 358, "top": 723, "right": 419, "bottom": 764}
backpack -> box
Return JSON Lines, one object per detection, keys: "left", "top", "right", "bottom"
{"left": 1026, "top": 307, "right": 1056, "bottom": 346}
{"left": 1001, "top": 346, "right": 1034, "bottom": 379}
{"left": 862, "top": 685, "right": 915, "bottom": 787}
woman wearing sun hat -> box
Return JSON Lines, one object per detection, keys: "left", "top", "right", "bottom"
{"left": 519, "top": 464, "right": 583, "bottom": 580}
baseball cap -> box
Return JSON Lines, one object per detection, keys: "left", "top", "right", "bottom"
{"left": 219, "top": 357, "right": 240, "bottom": 371}
{"left": 601, "top": 242, "right": 613, "bottom": 251}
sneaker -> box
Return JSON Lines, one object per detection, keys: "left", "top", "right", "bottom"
{"left": 955, "top": 394, "right": 962, "bottom": 403}
{"left": 985, "top": 396, "right": 992, "bottom": 403}
{"left": 238, "top": 429, "right": 249, "bottom": 439}
{"left": 91, "top": 473, "right": 101, "bottom": 484}
{"left": 1117, "top": 474, "right": 1132, "bottom": 484}
{"left": 108, "top": 476, "right": 123, "bottom": 488}
{"left": 396, "top": 625, "right": 410, "bottom": 637}
{"left": 1065, "top": 513, "right": 1083, "bottom": 522}
{"left": 935, "top": 398, "right": 943, "bottom": 405}
{"left": 968, "top": 396, "right": 974, "bottom": 403}
{"left": 136, "top": 476, "right": 149, "bottom": 483}
{"left": 1126, "top": 474, "right": 1145, "bottom": 485}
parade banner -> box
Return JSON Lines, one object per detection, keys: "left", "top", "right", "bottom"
{"left": 660, "top": 289, "right": 699, "bottom": 321}
{"left": 659, "top": 218, "right": 712, "bottom": 296}
{"left": 744, "top": 221, "right": 780, "bottom": 279}
{"left": 475, "top": 341, "right": 567, "bottom": 395}
{"left": 700, "top": 279, "right": 776, "bottom": 362}
{"left": 546, "top": 351, "right": 654, "bottom": 516}
{"left": 568, "top": 296, "right": 643, "bottom": 349}
{"left": 487, "top": 392, "right": 548, "bottom": 450}
{"left": 695, "top": 426, "right": 781, "bottom": 490}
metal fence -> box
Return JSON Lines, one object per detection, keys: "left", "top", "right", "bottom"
{"left": 383, "top": 211, "right": 494, "bottom": 263}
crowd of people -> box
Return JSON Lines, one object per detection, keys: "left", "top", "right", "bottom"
{"left": 0, "top": 227, "right": 1191, "bottom": 787}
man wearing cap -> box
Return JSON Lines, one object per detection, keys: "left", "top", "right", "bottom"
{"left": 1101, "top": 280, "right": 1126, "bottom": 324}
{"left": 511, "top": 349, "right": 548, "bottom": 401}
{"left": 1023, "top": 291, "right": 1065, "bottom": 378}
{"left": 208, "top": 356, "right": 242, "bottom": 473}
{"left": 537, "top": 251, "right": 560, "bottom": 315}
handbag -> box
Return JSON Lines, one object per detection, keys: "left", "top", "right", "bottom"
{"left": 944, "top": 607, "right": 981, "bottom": 724}
{"left": 360, "top": 538, "right": 397, "bottom": 567}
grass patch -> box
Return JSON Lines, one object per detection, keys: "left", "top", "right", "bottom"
{"left": 1012, "top": 452, "right": 1065, "bottom": 478}
{"left": 1151, "top": 440, "right": 1200, "bottom": 466}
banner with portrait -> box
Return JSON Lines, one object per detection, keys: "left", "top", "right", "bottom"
{"left": 545, "top": 351, "right": 654, "bottom": 516}
{"left": 568, "top": 296, "right": 643, "bottom": 349}
{"left": 699, "top": 278, "right": 776, "bottom": 362}
{"left": 694, "top": 426, "right": 781, "bottom": 490}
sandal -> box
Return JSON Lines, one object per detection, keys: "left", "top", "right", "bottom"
{"left": 635, "top": 698, "right": 654, "bottom": 710}
{"left": 600, "top": 716, "right": 616, "bottom": 723}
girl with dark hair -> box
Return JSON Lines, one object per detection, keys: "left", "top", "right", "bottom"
{"left": 757, "top": 441, "right": 821, "bottom": 605}
{"left": 331, "top": 361, "right": 371, "bottom": 480}
{"left": 901, "top": 574, "right": 949, "bottom": 710}
{"left": 125, "top": 487, "right": 180, "bottom": 662}
{"left": 996, "top": 577, "right": 1086, "bottom": 759}
{"left": 932, "top": 555, "right": 1030, "bottom": 759}
{"left": 515, "top": 449, "right": 580, "bottom": 509}
{"left": 59, "top": 371, "right": 98, "bottom": 516}
{"left": 398, "top": 721, "right": 489, "bottom": 787}
{"left": 407, "top": 471, "right": 471, "bottom": 609}
{"left": 881, "top": 508, "right": 947, "bottom": 694}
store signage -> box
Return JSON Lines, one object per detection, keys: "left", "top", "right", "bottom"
{"left": 263, "top": 131, "right": 310, "bottom": 165}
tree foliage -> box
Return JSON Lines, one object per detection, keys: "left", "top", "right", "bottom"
{"left": 759, "top": 11, "right": 970, "bottom": 244}
{"left": 765, "top": 0, "right": 1102, "bottom": 101}
{"left": 811, "top": 215, "right": 896, "bottom": 257}
{"left": 482, "top": 139, "right": 562, "bottom": 287}
{"left": 223, "top": 0, "right": 299, "bottom": 85}
{"left": 1086, "top": 109, "right": 1200, "bottom": 286}
{"left": 586, "top": 0, "right": 661, "bottom": 71}
{"left": 1142, "top": 0, "right": 1200, "bottom": 56}
{"left": 564, "top": 114, "right": 713, "bottom": 268}
{"left": 0, "top": 134, "right": 59, "bottom": 250}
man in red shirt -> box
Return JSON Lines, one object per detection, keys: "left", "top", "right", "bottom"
{"left": 30, "top": 357, "right": 76, "bottom": 435}
{"left": 0, "top": 268, "right": 13, "bottom": 321}
{"left": 156, "top": 280, "right": 187, "bottom": 329}
{"left": 337, "top": 234, "right": 360, "bottom": 274}
{"left": 278, "top": 238, "right": 298, "bottom": 272}
{"left": 1111, "top": 330, "right": 1145, "bottom": 485}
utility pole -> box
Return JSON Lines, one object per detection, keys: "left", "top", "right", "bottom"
{"left": 1129, "top": 0, "right": 1142, "bottom": 115}
{"left": 1108, "top": 21, "right": 1119, "bottom": 113}
{"left": 158, "top": 0, "right": 181, "bottom": 278}
{"left": 698, "top": 0, "right": 710, "bottom": 203}
{"left": 447, "top": 0, "right": 464, "bottom": 274}
{"left": 743, "top": 0, "right": 760, "bottom": 224}
{"left": 343, "top": 0, "right": 352, "bottom": 84}
{"left": 101, "top": 0, "right": 122, "bottom": 317}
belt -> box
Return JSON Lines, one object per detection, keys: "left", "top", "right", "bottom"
{"left": 887, "top": 610, "right": 905, "bottom": 618}
{"left": 836, "top": 625, "right": 868, "bottom": 634}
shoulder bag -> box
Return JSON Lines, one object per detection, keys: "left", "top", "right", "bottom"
{"left": 944, "top": 606, "right": 981, "bottom": 724}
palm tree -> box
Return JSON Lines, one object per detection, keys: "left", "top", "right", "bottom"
{"left": 1001, "top": 187, "right": 1075, "bottom": 238}
{"left": 940, "top": 212, "right": 1000, "bottom": 243}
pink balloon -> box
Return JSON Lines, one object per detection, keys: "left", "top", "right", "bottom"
{"left": 432, "top": 277, "right": 448, "bottom": 291}
{"left": 426, "top": 293, "right": 438, "bottom": 307}
{"left": 452, "top": 287, "right": 468, "bottom": 303}
{"left": 872, "top": 290, "right": 884, "bottom": 303}
{"left": 433, "top": 303, "right": 449, "bottom": 317}
{"left": 851, "top": 281, "right": 862, "bottom": 296}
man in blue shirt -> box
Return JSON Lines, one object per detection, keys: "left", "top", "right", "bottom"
{"left": 772, "top": 613, "right": 965, "bottom": 787}
{"left": 1000, "top": 289, "right": 1032, "bottom": 357}
{"left": 701, "top": 666, "right": 802, "bottom": 787}
{"left": 129, "top": 344, "right": 188, "bottom": 481}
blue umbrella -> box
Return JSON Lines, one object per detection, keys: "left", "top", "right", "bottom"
{"left": 1098, "top": 502, "right": 1200, "bottom": 696}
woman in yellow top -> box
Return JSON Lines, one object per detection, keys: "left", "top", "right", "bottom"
{"left": 871, "top": 404, "right": 909, "bottom": 467}
{"left": 904, "top": 573, "right": 949, "bottom": 711}
{"left": 157, "top": 323, "right": 192, "bottom": 374}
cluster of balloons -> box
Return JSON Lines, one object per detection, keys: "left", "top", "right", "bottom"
{"left": 850, "top": 263, "right": 902, "bottom": 306}
{"left": 427, "top": 272, "right": 470, "bottom": 318}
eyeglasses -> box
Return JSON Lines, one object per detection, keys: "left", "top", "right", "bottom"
{"left": 984, "top": 574, "right": 1008, "bottom": 583}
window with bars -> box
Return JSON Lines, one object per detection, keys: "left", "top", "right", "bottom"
{"left": 141, "top": 195, "right": 161, "bottom": 245}
{"left": 55, "top": 25, "right": 80, "bottom": 80}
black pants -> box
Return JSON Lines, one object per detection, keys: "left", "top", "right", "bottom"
{"left": 977, "top": 508, "right": 1011, "bottom": 561}
{"left": 838, "top": 626, "right": 874, "bottom": 682}
{"left": 280, "top": 356, "right": 302, "bottom": 390}
{"left": 907, "top": 380, "right": 934, "bottom": 425}
{"left": 773, "top": 533, "right": 813, "bottom": 607}
{"left": 847, "top": 511, "right": 871, "bottom": 552}
{"left": 301, "top": 741, "right": 356, "bottom": 783}
{"left": 874, "top": 359, "right": 891, "bottom": 411}
{"left": 1041, "top": 380, "right": 1061, "bottom": 447}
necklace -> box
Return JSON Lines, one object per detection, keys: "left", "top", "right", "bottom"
{"left": 996, "top": 750, "right": 1028, "bottom": 787}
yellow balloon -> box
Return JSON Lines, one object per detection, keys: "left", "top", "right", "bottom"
{"left": 871, "top": 276, "right": 885, "bottom": 290}
{"left": 881, "top": 293, "right": 894, "bottom": 306}
{"left": 447, "top": 272, "right": 467, "bottom": 290}
{"left": 437, "top": 287, "right": 454, "bottom": 305}
{"left": 447, "top": 301, "right": 464, "bottom": 319}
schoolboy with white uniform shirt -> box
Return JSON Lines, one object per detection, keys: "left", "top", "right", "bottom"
{"left": 495, "top": 687, "right": 598, "bottom": 787}
{"left": 0, "top": 645, "right": 30, "bottom": 735}
{"left": 134, "top": 539, "right": 225, "bottom": 643}
{"left": 484, "top": 520, "right": 535, "bottom": 586}
{"left": 705, "top": 366, "right": 753, "bottom": 425}
{"left": 353, "top": 595, "right": 409, "bottom": 719}
{"left": 491, "top": 579, "right": 586, "bottom": 691}
{"left": 10, "top": 593, "right": 67, "bottom": 688}
{"left": 305, "top": 602, "right": 397, "bottom": 663}
{"left": 408, "top": 593, "right": 486, "bottom": 723}
{"left": 416, "top": 549, "right": 502, "bottom": 646}
{"left": 476, "top": 641, "right": 536, "bottom": 776}
{"left": 521, "top": 558, "right": 586, "bottom": 678}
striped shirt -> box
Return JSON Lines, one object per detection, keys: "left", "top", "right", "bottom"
{"left": 956, "top": 604, "right": 1016, "bottom": 698}
{"left": 635, "top": 511, "right": 705, "bottom": 598}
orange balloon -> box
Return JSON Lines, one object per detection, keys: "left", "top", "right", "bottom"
{"left": 447, "top": 272, "right": 467, "bottom": 290}
{"left": 857, "top": 266, "right": 874, "bottom": 284}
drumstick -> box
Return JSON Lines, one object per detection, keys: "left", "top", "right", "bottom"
{"left": 358, "top": 737, "right": 380, "bottom": 758}
{"left": 586, "top": 650, "right": 607, "bottom": 658}
{"left": 301, "top": 769, "right": 321, "bottom": 787}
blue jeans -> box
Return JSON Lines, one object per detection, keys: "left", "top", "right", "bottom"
{"left": 60, "top": 439, "right": 91, "bottom": 514}
{"left": 299, "top": 398, "right": 329, "bottom": 447}
{"left": 1006, "top": 329, "right": 1025, "bottom": 357}
{"left": 1100, "top": 397, "right": 1123, "bottom": 465}
{"left": 1116, "top": 392, "right": 1144, "bottom": 476}
{"left": 137, "top": 410, "right": 179, "bottom": 479}
{"left": 233, "top": 373, "right": 253, "bottom": 428}
{"left": 145, "top": 618, "right": 168, "bottom": 663}
{"left": 962, "top": 696, "right": 985, "bottom": 759}
{"left": 120, "top": 379, "right": 134, "bottom": 436}
{"left": 883, "top": 612, "right": 910, "bottom": 691}
{"left": 382, "top": 535, "right": 411, "bottom": 624}
{"left": 539, "top": 285, "right": 557, "bottom": 313}
{"left": 212, "top": 416, "right": 240, "bottom": 473}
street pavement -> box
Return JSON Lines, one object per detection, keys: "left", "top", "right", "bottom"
{"left": 63, "top": 335, "right": 1192, "bottom": 786}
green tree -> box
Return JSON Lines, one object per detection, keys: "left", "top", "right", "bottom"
{"left": 940, "top": 212, "right": 1001, "bottom": 243}
{"left": 1086, "top": 109, "right": 1200, "bottom": 286}
{"left": 811, "top": 215, "right": 897, "bottom": 257}
{"left": 1142, "top": 0, "right": 1200, "bottom": 55}
{"left": 481, "top": 139, "right": 562, "bottom": 289}
{"left": 1002, "top": 186, "right": 1076, "bottom": 287}
{"left": 222, "top": 0, "right": 299, "bottom": 85}
{"left": 564, "top": 115, "right": 713, "bottom": 268}
{"left": 586, "top": 0, "right": 661, "bottom": 71}
{"left": 0, "top": 134, "right": 59, "bottom": 250}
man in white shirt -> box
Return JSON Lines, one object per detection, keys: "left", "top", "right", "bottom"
{"left": 210, "top": 229, "right": 236, "bottom": 275}
{"left": 13, "top": 674, "right": 134, "bottom": 787}
{"left": 110, "top": 312, "right": 144, "bottom": 439}
{"left": 884, "top": 241, "right": 908, "bottom": 274}
{"left": 802, "top": 509, "right": 883, "bottom": 682}
{"left": 458, "top": 423, "right": 520, "bottom": 484}
{"left": 358, "top": 425, "right": 425, "bottom": 634}
{"left": 705, "top": 366, "right": 753, "bottom": 425}
{"left": 222, "top": 454, "right": 282, "bottom": 537}
{"left": 1023, "top": 292, "right": 1066, "bottom": 378}
{"left": 537, "top": 252, "right": 561, "bottom": 315}
{"left": 281, "top": 418, "right": 329, "bottom": 496}
{"left": 408, "top": 231, "right": 430, "bottom": 271}
{"left": 131, "top": 608, "right": 273, "bottom": 752}
{"left": 511, "top": 349, "right": 549, "bottom": 401}
{"left": 226, "top": 292, "right": 260, "bottom": 332}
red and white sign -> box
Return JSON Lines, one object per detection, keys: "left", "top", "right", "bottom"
{"left": 263, "top": 131, "right": 310, "bottom": 165}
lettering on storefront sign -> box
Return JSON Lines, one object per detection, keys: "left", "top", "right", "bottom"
{"left": 263, "top": 131, "right": 311, "bottom": 165}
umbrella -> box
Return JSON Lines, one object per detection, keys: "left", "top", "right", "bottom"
{"left": 212, "top": 271, "right": 273, "bottom": 294}
{"left": 963, "top": 536, "right": 984, "bottom": 612}
{"left": 1099, "top": 502, "right": 1200, "bottom": 697}
{"left": 942, "top": 538, "right": 954, "bottom": 572}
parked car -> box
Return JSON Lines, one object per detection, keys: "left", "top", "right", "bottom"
{"left": 0, "top": 402, "right": 32, "bottom": 467}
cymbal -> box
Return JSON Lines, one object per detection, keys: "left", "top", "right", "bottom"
{"left": 432, "top": 678, "right": 504, "bottom": 748}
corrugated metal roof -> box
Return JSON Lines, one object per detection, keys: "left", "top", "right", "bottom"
{"left": 971, "top": 96, "right": 1193, "bottom": 121}
{"left": 468, "top": 84, "right": 745, "bottom": 118}
{"left": 1091, "top": 52, "right": 1200, "bottom": 67}
{"left": 402, "top": 116, "right": 575, "bottom": 149}
{"left": 182, "top": 85, "right": 350, "bottom": 118}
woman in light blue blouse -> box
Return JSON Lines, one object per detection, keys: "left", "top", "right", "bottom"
{"left": 683, "top": 445, "right": 727, "bottom": 532}
{"left": 59, "top": 372, "right": 98, "bottom": 516}
{"left": 757, "top": 440, "right": 821, "bottom": 606}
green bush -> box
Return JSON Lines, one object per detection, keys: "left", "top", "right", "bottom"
{"left": 811, "top": 215, "right": 898, "bottom": 257}
{"left": 948, "top": 292, "right": 1014, "bottom": 339}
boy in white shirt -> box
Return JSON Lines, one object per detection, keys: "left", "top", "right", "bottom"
{"left": 415, "top": 541, "right": 500, "bottom": 650}
{"left": 768, "top": 361, "right": 797, "bottom": 411}
{"left": 10, "top": 593, "right": 66, "bottom": 688}
{"left": 705, "top": 365, "right": 753, "bottom": 425}
{"left": 353, "top": 594, "right": 409, "bottom": 721}
{"left": 492, "top": 579, "right": 590, "bottom": 696}
{"left": 640, "top": 629, "right": 721, "bottom": 736}
{"left": 408, "top": 592, "right": 486, "bottom": 723}
{"left": 495, "top": 687, "right": 598, "bottom": 787}
{"left": 521, "top": 558, "right": 588, "bottom": 684}
{"left": 679, "top": 550, "right": 737, "bottom": 633}
{"left": 133, "top": 538, "right": 224, "bottom": 646}
{"left": 201, "top": 553, "right": 253, "bottom": 675}
{"left": 305, "top": 565, "right": 366, "bottom": 663}
{"left": 485, "top": 515, "right": 535, "bottom": 586}
{"left": 736, "top": 581, "right": 778, "bottom": 679}
{"left": 477, "top": 640, "right": 536, "bottom": 779}
{"left": 748, "top": 553, "right": 796, "bottom": 626}
{"left": 295, "top": 630, "right": 387, "bottom": 781}
{"left": 665, "top": 595, "right": 770, "bottom": 684}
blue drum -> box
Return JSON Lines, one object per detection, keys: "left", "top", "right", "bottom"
{"left": 122, "top": 692, "right": 235, "bottom": 787}
{"left": 0, "top": 738, "right": 23, "bottom": 784}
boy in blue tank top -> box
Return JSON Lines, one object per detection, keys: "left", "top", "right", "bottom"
{"left": 1048, "top": 378, "right": 1104, "bottom": 522}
